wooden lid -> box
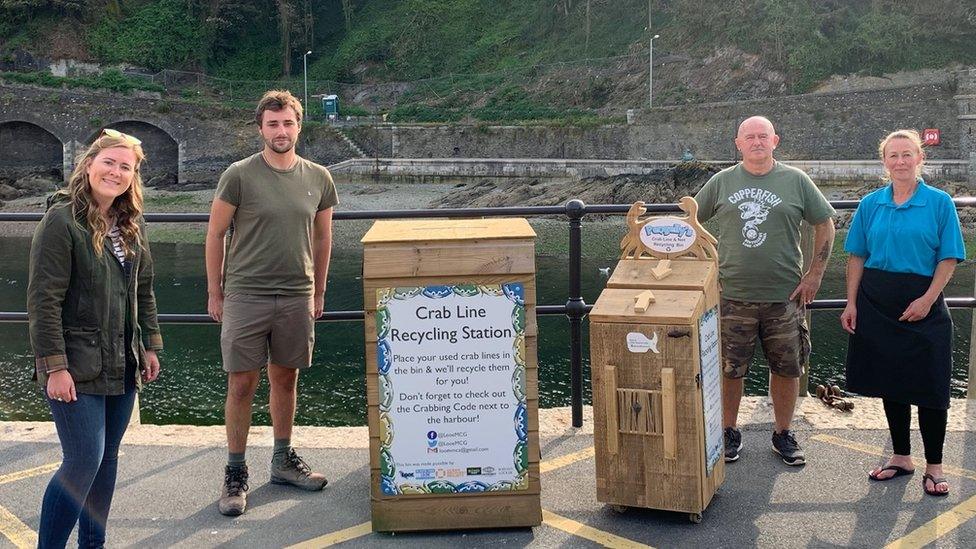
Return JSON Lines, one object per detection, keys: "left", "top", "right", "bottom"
{"left": 607, "top": 258, "right": 716, "bottom": 291}
{"left": 589, "top": 288, "right": 703, "bottom": 325}
{"left": 361, "top": 218, "right": 536, "bottom": 244}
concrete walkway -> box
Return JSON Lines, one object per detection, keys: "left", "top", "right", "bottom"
{"left": 2, "top": 398, "right": 975, "bottom": 548}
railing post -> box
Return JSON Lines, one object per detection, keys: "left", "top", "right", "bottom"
{"left": 969, "top": 262, "right": 976, "bottom": 398}
{"left": 565, "top": 199, "right": 587, "bottom": 427}
{"left": 797, "top": 221, "right": 814, "bottom": 397}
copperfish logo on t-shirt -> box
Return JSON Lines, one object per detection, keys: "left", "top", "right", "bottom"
{"left": 726, "top": 188, "right": 783, "bottom": 248}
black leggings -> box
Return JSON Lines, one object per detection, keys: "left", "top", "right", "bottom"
{"left": 883, "top": 399, "right": 948, "bottom": 464}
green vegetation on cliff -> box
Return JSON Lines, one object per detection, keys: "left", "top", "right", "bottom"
{"left": 1, "top": 0, "right": 973, "bottom": 118}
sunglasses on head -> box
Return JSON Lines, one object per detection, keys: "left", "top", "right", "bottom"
{"left": 101, "top": 128, "right": 142, "bottom": 146}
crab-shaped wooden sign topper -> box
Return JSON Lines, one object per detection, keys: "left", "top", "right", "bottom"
{"left": 619, "top": 196, "right": 718, "bottom": 262}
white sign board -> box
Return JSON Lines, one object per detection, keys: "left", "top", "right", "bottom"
{"left": 639, "top": 217, "right": 697, "bottom": 254}
{"left": 375, "top": 283, "right": 528, "bottom": 495}
{"left": 699, "top": 306, "right": 723, "bottom": 475}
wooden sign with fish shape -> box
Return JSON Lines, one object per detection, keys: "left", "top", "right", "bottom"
{"left": 619, "top": 196, "right": 718, "bottom": 263}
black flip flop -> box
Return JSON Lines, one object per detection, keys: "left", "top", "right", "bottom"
{"left": 868, "top": 465, "right": 915, "bottom": 481}
{"left": 922, "top": 473, "right": 950, "bottom": 497}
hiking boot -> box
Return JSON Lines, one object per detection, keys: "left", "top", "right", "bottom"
{"left": 772, "top": 430, "right": 806, "bottom": 466}
{"left": 724, "top": 427, "right": 743, "bottom": 462}
{"left": 218, "top": 464, "right": 249, "bottom": 516}
{"left": 270, "top": 448, "right": 328, "bottom": 491}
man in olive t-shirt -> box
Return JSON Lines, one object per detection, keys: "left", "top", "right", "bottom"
{"left": 205, "top": 90, "right": 339, "bottom": 516}
{"left": 695, "top": 116, "right": 835, "bottom": 466}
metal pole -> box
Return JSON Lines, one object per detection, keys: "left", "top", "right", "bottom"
{"left": 303, "top": 50, "right": 312, "bottom": 113}
{"left": 647, "top": 1, "right": 651, "bottom": 109}
{"left": 969, "top": 263, "right": 976, "bottom": 398}
{"left": 565, "top": 199, "right": 587, "bottom": 427}
{"left": 649, "top": 34, "right": 659, "bottom": 109}
{"left": 797, "top": 221, "right": 814, "bottom": 397}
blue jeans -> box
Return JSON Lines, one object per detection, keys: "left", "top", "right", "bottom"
{"left": 38, "top": 388, "right": 136, "bottom": 549}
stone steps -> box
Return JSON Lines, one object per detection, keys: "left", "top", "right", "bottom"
{"left": 332, "top": 127, "right": 367, "bottom": 158}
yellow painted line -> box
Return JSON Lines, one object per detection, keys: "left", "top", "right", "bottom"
{"left": 0, "top": 454, "right": 131, "bottom": 548}
{"left": 811, "top": 434, "right": 976, "bottom": 481}
{"left": 0, "top": 504, "right": 37, "bottom": 549}
{"left": 542, "top": 509, "right": 653, "bottom": 549}
{"left": 810, "top": 433, "right": 886, "bottom": 457}
{"left": 285, "top": 521, "right": 372, "bottom": 548}
{"left": 540, "top": 446, "right": 595, "bottom": 473}
{"left": 289, "top": 446, "right": 599, "bottom": 547}
{"left": 885, "top": 494, "right": 976, "bottom": 549}
{"left": 812, "top": 433, "right": 976, "bottom": 548}
{"left": 0, "top": 461, "right": 61, "bottom": 486}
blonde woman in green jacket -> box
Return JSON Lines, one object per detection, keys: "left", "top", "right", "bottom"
{"left": 27, "top": 129, "right": 163, "bottom": 548}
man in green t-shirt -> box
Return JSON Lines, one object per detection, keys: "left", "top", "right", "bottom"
{"left": 205, "top": 90, "right": 339, "bottom": 516}
{"left": 695, "top": 116, "right": 835, "bottom": 466}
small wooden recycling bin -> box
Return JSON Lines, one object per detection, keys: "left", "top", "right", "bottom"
{"left": 361, "top": 218, "right": 542, "bottom": 532}
{"left": 590, "top": 197, "right": 725, "bottom": 523}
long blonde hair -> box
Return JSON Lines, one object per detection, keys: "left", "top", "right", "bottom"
{"left": 66, "top": 133, "right": 146, "bottom": 257}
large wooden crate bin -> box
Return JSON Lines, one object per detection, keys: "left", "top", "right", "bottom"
{"left": 361, "top": 218, "right": 542, "bottom": 532}
{"left": 590, "top": 198, "right": 725, "bottom": 523}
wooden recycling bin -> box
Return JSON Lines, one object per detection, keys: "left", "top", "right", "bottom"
{"left": 361, "top": 218, "right": 542, "bottom": 532}
{"left": 590, "top": 197, "right": 725, "bottom": 523}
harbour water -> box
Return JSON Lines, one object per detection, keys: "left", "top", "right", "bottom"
{"left": 0, "top": 235, "right": 971, "bottom": 425}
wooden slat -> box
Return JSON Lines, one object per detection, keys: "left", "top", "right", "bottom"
{"left": 370, "top": 487, "right": 542, "bottom": 532}
{"left": 661, "top": 368, "right": 677, "bottom": 460}
{"left": 617, "top": 388, "right": 660, "bottom": 435}
{"left": 589, "top": 288, "right": 703, "bottom": 325}
{"left": 607, "top": 258, "right": 720, "bottom": 313}
{"left": 363, "top": 240, "right": 535, "bottom": 279}
{"left": 605, "top": 365, "right": 618, "bottom": 455}
{"left": 362, "top": 218, "right": 536, "bottom": 244}
{"left": 607, "top": 258, "right": 716, "bottom": 291}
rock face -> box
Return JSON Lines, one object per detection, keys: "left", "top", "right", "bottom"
{"left": 429, "top": 164, "right": 976, "bottom": 231}
{"left": 0, "top": 171, "right": 61, "bottom": 199}
{"left": 13, "top": 174, "right": 60, "bottom": 195}
{"left": 831, "top": 180, "right": 976, "bottom": 230}
{"left": 429, "top": 161, "right": 721, "bottom": 210}
{"left": 0, "top": 183, "right": 19, "bottom": 200}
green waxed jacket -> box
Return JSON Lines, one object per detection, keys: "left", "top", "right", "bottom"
{"left": 27, "top": 198, "right": 163, "bottom": 395}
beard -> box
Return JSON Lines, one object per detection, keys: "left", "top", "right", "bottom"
{"left": 265, "top": 137, "right": 294, "bottom": 154}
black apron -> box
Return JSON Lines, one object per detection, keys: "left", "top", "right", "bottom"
{"left": 845, "top": 268, "right": 952, "bottom": 409}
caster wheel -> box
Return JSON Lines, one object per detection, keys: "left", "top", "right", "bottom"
{"left": 815, "top": 385, "right": 827, "bottom": 398}
{"left": 831, "top": 385, "right": 842, "bottom": 397}
{"left": 610, "top": 505, "right": 628, "bottom": 514}
{"left": 688, "top": 513, "right": 703, "bottom": 524}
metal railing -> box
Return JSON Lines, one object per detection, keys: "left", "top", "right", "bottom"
{"left": 3, "top": 197, "right": 976, "bottom": 426}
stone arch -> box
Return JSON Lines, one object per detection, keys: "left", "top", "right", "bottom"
{"left": 89, "top": 121, "right": 180, "bottom": 187}
{"left": 0, "top": 120, "right": 64, "bottom": 198}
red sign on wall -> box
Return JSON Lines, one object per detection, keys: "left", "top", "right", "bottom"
{"left": 923, "top": 128, "right": 940, "bottom": 146}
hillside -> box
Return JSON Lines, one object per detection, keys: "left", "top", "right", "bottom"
{"left": 1, "top": 1, "right": 973, "bottom": 122}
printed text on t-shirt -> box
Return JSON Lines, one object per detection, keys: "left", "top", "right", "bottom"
{"left": 726, "top": 188, "right": 783, "bottom": 248}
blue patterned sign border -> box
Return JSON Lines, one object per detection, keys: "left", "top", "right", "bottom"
{"left": 376, "top": 283, "right": 528, "bottom": 495}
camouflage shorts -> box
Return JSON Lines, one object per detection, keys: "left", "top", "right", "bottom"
{"left": 720, "top": 298, "right": 810, "bottom": 379}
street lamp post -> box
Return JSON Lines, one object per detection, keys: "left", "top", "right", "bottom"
{"left": 649, "top": 34, "right": 659, "bottom": 109}
{"left": 303, "top": 50, "right": 312, "bottom": 114}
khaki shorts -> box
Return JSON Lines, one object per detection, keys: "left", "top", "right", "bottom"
{"left": 220, "top": 293, "right": 315, "bottom": 372}
{"left": 720, "top": 298, "right": 810, "bottom": 379}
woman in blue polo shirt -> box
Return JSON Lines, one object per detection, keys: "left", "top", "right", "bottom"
{"left": 840, "top": 129, "right": 965, "bottom": 497}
